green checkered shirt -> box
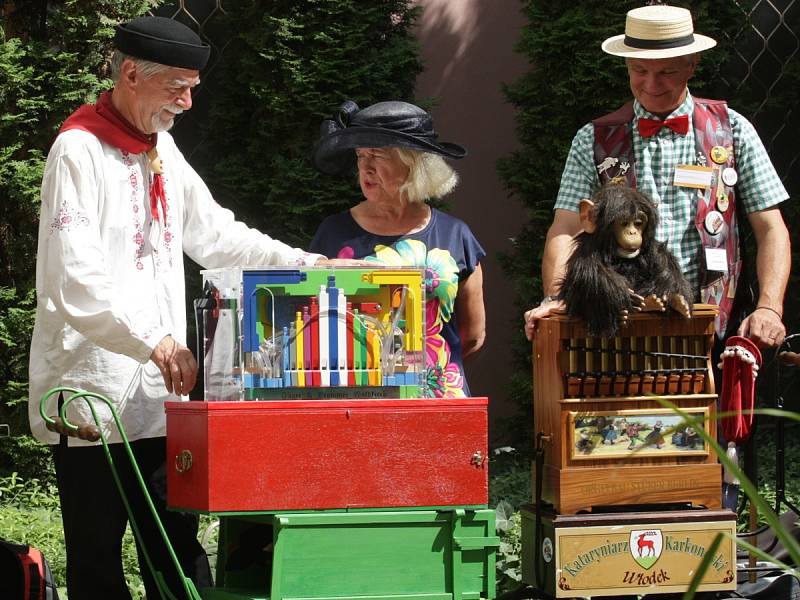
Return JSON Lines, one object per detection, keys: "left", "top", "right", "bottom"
{"left": 555, "top": 91, "right": 789, "bottom": 295}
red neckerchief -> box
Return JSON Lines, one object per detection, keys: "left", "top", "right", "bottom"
{"left": 637, "top": 114, "right": 690, "bottom": 137}
{"left": 60, "top": 90, "right": 166, "bottom": 222}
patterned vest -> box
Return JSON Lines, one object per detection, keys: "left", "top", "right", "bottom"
{"left": 592, "top": 98, "right": 741, "bottom": 336}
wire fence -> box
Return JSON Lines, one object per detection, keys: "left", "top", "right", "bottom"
{"left": 150, "top": 1, "right": 231, "bottom": 160}
{"left": 720, "top": 0, "right": 799, "bottom": 195}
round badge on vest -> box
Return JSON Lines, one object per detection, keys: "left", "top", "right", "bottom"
{"left": 710, "top": 145, "right": 729, "bottom": 164}
{"left": 716, "top": 194, "right": 730, "bottom": 212}
{"left": 704, "top": 210, "right": 725, "bottom": 235}
{"left": 722, "top": 167, "right": 738, "bottom": 186}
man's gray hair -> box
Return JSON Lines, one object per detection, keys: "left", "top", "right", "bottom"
{"left": 109, "top": 50, "right": 171, "bottom": 81}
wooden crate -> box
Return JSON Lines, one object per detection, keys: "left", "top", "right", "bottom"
{"left": 521, "top": 505, "right": 736, "bottom": 598}
{"left": 532, "top": 306, "right": 722, "bottom": 514}
{"left": 165, "top": 398, "right": 488, "bottom": 512}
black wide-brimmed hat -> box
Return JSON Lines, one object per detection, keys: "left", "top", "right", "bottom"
{"left": 115, "top": 16, "right": 210, "bottom": 70}
{"left": 312, "top": 100, "right": 467, "bottom": 175}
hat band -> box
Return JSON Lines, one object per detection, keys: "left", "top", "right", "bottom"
{"left": 349, "top": 115, "right": 439, "bottom": 144}
{"left": 624, "top": 33, "right": 696, "bottom": 50}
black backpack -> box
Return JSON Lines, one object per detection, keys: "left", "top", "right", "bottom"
{"left": 0, "top": 538, "right": 59, "bottom": 600}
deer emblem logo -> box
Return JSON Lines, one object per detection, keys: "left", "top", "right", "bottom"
{"left": 629, "top": 529, "right": 663, "bottom": 569}
{"left": 637, "top": 533, "right": 655, "bottom": 556}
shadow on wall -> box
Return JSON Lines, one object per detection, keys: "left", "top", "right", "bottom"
{"left": 413, "top": 0, "right": 529, "bottom": 442}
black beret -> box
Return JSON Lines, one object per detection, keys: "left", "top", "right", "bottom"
{"left": 115, "top": 16, "right": 210, "bottom": 70}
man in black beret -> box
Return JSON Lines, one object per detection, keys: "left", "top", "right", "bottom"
{"left": 28, "top": 15, "right": 334, "bottom": 600}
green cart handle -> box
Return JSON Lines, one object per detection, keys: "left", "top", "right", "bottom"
{"left": 40, "top": 387, "right": 202, "bottom": 600}
{"left": 40, "top": 386, "right": 100, "bottom": 441}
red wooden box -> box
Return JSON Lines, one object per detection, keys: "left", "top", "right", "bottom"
{"left": 165, "top": 398, "right": 488, "bottom": 513}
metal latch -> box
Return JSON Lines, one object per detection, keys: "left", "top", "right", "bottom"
{"left": 175, "top": 450, "right": 193, "bottom": 473}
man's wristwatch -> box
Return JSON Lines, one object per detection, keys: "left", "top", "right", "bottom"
{"left": 540, "top": 295, "right": 557, "bottom": 305}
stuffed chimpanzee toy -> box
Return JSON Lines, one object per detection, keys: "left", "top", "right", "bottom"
{"left": 558, "top": 184, "right": 693, "bottom": 337}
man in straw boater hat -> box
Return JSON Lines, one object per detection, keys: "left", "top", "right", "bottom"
{"left": 524, "top": 3, "right": 789, "bottom": 352}
{"left": 27, "top": 15, "right": 344, "bottom": 599}
{"left": 523, "top": 4, "right": 790, "bottom": 513}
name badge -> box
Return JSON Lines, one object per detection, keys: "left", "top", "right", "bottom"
{"left": 705, "top": 247, "right": 728, "bottom": 273}
{"left": 674, "top": 165, "right": 714, "bottom": 189}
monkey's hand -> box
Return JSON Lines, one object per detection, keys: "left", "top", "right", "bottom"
{"left": 640, "top": 294, "right": 666, "bottom": 312}
{"left": 628, "top": 289, "right": 645, "bottom": 312}
{"left": 668, "top": 293, "right": 692, "bottom": 318}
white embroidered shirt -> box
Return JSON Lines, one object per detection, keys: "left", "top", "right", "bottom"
{"left": 29, "top": 129, "right": 319, "bottom": 445}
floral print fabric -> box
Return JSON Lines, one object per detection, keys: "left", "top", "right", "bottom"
{"left": 310, "top": 208, "right": 485, "bottom": 397}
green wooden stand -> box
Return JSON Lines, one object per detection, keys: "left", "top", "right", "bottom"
{"left": 205, "top": 508, "right": 499, "bottom": 600}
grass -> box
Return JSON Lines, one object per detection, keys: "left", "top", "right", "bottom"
{"left": 0, "top": 471, "right": 217, "bottom": 599}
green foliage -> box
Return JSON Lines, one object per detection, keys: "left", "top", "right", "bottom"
{"left": 0, "top": 472, "right": 145, "bottom": 598}
{"left": 750, "top": 423, "right": 800, "bottom": 528}
{"left": 489, "top": 447, "right": 531, "bottom": 510}
{"left": 0, "top": 287, "right": 35, "bottom": 440}
{"left": 658, "top": 402, "right": 800, "bottom": 593}
{"left": 196, "top": 0, "right": 422, "bottom": 248}
{"left": 200, "top": 516, "right": 219, "bottom": 577}
{"left": 0, "top": 473, "right": 66, "bottom": 594}
{"left": 0, "top": 287, "right": 36, "bottom": 476}
{"left": 495, "top": 502, "right": 522, "bottom": 592}
{"left": 490, "top": 450, "right": 529, "bottom": 593}
{"left": 0, "top": 429, "right": 53, "bottom": 483}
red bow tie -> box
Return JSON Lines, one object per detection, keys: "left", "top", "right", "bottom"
{"left": 638, "top": 114, "right": 690, "bottom": 137}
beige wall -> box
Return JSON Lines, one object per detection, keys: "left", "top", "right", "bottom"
{"left": 414, "top": 0, "right": 529, "bottom": 442}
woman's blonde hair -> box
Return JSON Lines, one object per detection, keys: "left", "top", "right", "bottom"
{"left": 394, "top": 148, "right": 459, "bottom": 203}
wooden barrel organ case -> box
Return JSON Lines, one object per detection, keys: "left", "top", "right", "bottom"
{"left": 533, "top": 305, "right": 722, "bottom": 514}
{"left": 533, "top": 305, "right": 721, "bottom": 513}
{"left": 523, "top": 306, "right": 737, "bottom": 598}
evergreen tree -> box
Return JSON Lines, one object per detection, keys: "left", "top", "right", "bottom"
{"left": 195, "top": 0, "right": 422, "bottom": 247}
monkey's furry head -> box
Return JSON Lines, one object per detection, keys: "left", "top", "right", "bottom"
{"left": 590, "top": 184, "right": 659, "bottom": 253}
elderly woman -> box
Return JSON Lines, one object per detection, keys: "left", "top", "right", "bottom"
{"left": 311, "top": 100, "right": 486, "bottom": 398}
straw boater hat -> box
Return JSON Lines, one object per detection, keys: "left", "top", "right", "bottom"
{"left": 312, "top": 100, "right": 466, "bottom": 176}
{"left": 602, "top": 5, "right": 716, "bottom": 59}
{"left": 114, "top": 16, "right": 210, "bottom": 70}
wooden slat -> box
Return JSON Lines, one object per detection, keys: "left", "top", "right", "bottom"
{"left": 542, "top": 463, "right": 722, "bottom": 514}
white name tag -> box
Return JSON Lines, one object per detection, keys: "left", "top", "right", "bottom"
{"left": 705, "top": 247, "right": 728, "bottom": 273}
{"left": 674, "top": 165, "right": 714, "bottom": 189}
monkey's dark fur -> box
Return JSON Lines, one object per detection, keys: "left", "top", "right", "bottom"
{"left": 557, "top": 185, "right": 693, "bottom": 337}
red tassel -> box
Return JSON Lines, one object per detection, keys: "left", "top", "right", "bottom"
{"left": 150, "top": 174, "right": 167, "bottom": 222}
{"left": 719, "top": 336, "right": 761, "bottom": 444}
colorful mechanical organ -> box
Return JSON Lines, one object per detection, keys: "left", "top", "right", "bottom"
{"left": 166, "top": 266, "right": 496, "bottom": 600}
{"left": 199, "top": 267, "right": 426, "bottom": 400}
